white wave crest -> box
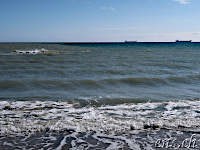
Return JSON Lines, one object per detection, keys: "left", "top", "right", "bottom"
{"left": 12, "top": 48, "right": 51, "bottom": 54}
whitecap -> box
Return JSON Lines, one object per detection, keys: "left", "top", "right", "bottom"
{"left": 10, "top": 48, "right": 62, "bottom": 55}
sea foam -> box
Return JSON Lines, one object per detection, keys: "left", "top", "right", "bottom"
{"left": 12, "top": 48, "right": 49, "bottom": 54}
{"left": 1, "top": 100, "right": 200, "bottom": 135}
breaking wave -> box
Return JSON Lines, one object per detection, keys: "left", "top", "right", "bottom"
{"left": 1, "top": 99, "right": 200, "bottom": 135}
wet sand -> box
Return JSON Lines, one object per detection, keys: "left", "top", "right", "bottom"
{"left": 1, "top": 128, "right": 200, "bottom": 150}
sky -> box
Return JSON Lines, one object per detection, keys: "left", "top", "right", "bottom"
{"left": 0, "top": 0, "right": 200, "bottom": 42}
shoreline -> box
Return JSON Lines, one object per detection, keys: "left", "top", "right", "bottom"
{"left": 1, "top": 128, "right": 199, "bottom": 149}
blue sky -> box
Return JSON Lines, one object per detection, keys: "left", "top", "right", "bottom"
{"left": 0, "top": 0, "right": 200, "bottom": 42}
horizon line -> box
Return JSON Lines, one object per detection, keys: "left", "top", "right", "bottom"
{"left": 0, "top": 41, "right": 199, "bottom": 44}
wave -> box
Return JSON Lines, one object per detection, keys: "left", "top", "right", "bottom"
{"left": 0, "top": 48, "right": 62, "bottom": 55}
{"left": 11, "top": 48, "right": 50, "bottom": 54}
{"left": 0, "top": 80, "right": 28, "bottom": 90}
{"left": 104, "top": 75, "right": 200, "bottom": 86}
{"left": 1, "top": 99, "right": 200, "bottom": 135}
{"left": 0, "top": 48, "right": 90, "bottom": 56}
{"left": 1, "top": 74, "right": 200, "bottom": 92}
{"left": 13, "top": 48, "right": 48, "bottom": 54}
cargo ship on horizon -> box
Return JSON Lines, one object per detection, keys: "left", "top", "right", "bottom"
{"left": 175, "top": 40, "right": 192, "bottom": 43}
{"left": 125, "top": 40, "right": 137, "bottom": 43}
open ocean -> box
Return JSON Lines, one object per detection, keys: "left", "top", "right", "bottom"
{"left": 1, "top": 42, "right": 200, "bottom": 149}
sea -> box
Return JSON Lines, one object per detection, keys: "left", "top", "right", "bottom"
{"left": 1, "top": 42, "right": 200, "bottom": 149}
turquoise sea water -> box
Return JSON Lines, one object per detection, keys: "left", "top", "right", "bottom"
{"left": 1, "top": 42, "right": 200, "bottom": 149}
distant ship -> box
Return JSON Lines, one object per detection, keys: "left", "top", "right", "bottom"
{"left": 125, "top": 40, "right": 137, "bottom": 43}
{"left": 175, "top": 40, "right": 192, "bottom": 43}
